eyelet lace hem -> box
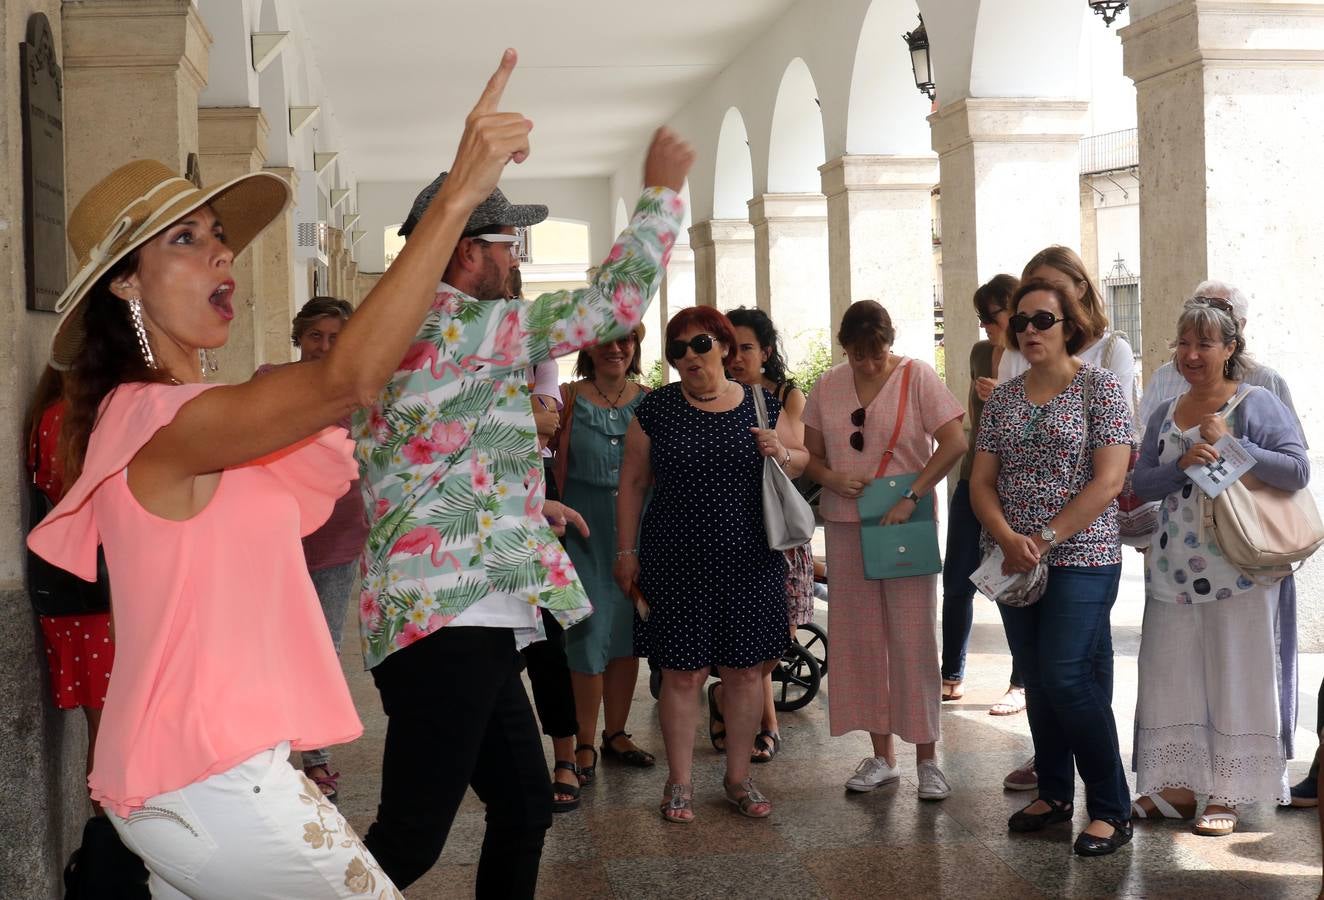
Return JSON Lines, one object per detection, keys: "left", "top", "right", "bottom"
{"left": 1134, "top": 723, "right": 1288, "bottom": 806}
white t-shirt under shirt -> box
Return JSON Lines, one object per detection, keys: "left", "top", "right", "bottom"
{"left": 997, "top": 330, "right": 1136, "bottom": 414}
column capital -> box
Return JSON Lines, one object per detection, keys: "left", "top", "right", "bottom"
{"left": 928, "top": 98, "right": 1089, "bottom": 157}
{"left": 688, "top": 218, "right": 754, "bottom": 249}
{"left": 1122, "top": 0, "right": 1324, "bottom": 84}
{"left": 64, "top": 0, "right": 212, "bottom": 90}
{"left": 818, "top": 155, "right": 938, "bottom": 198}
{"left": 747, "top": 193, "right": 827, "bottom": 227}
{"left": 199, "top": 107, "right": 270, "bottom": 164}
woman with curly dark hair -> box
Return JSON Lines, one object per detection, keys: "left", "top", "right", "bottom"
{"left": 712, "top": 306, "right": 811, "bottom": 763}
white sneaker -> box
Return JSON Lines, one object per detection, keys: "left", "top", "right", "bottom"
{"left": 917, "top": 760, "right": 951, "bottom": 801}
{"left": 845, "top": 756, "right": 901, "bottom": 792}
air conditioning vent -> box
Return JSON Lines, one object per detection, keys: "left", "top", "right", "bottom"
{"left": 293, "top": 169, "right": 326, "bottom": 263}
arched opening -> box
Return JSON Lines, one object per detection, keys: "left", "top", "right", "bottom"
{"left": 767, "top": 59, "right": 826, "bottom": 194}
{"left": 713, "top": 107, "right": 754, "bottom": 220}
{"left": 847, "top": 0, "right": 931, "bottom": 154}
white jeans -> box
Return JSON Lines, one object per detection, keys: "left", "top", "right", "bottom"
{"left": 107, "top": 743, "right": 400, "bottom": 899}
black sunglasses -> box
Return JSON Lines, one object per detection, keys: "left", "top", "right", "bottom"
{"left": 666, "top": 333, "right": 716, "bottom": 361}
{"left": 1009, "top": 312, "right": 1067, "bottom": 334}
{"left": 849, "top": 407, "right": 866, "bottom": 452}
{"left": 977, "top": 308, "right": 1005, "bottom": 327}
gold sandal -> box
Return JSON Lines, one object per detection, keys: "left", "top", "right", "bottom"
{"left": 941, "top": 679, "right": 964, "bottom": 701}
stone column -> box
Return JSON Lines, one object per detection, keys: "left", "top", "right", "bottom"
{"left": 345, "top": 261, "right": 360, "bottom": 304}
{"left": 63, "top": 0, "right": 211, "bottom": 201}
{"left": 1124, "top": 0, "right": 1324, "bottom": 649}
{"left": 326, "top": 228, "right": 345, "bottom": 298}
{"left": 198, "top": 108, "right": 267, "bottom": 382}
{"left": 748, "top": 194, "right": 830, "bottom": 366}
{"left": 820, "top": 155, "right": 938, "bottom": 366}
{"left": 929, "top": 98, "right": 1088, "bottom": 405}
{"left": 259, "top": 166, "right": 299, "bottom": 364}
{"left": 650, "top": 243, "right": 695, "bottom": 372}
{"left": 1122, "top": 0, "right": 1324, "bottom": 434}
{"left": 688, "top": 219, "right": 756, "bottom": 309}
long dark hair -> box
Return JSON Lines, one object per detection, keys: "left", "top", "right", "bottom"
{"left": 60, "top": 252, "right": 171, "bottom": 482}
{"left": 726, "top": 306, "right": 792, "bottom": 389}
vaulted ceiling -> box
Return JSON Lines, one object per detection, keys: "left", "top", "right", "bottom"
{"left": 292, "top": 0, "right": 799, "bottom": 181}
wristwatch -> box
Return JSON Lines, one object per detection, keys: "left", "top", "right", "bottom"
{"left": 1040, "top": 526, "right": 1057, "bottom": 546}
{"left": 901, "top": 488, "right": 920, "bottom": 503}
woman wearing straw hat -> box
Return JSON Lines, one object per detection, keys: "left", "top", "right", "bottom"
{"left": 27, "top": 51, "right": 531, "bottom": 898}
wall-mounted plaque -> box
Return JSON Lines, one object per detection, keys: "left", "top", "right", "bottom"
{"left": 21, "top": 13, "right": 67, "bottom": 312}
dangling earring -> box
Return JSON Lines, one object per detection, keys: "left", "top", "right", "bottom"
{"left": 128, "top": 297, "right": 157, "bottom": 369}
{"left": 199, "top": 348, "right": 218, "bottom": 378}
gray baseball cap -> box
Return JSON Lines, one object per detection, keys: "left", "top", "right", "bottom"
{"left": 398, "top": 172, "right": 548, "bottom": 237}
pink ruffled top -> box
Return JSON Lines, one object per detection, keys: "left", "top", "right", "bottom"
{"left": 27, "top": 382, "right": 364, "bottom": 816}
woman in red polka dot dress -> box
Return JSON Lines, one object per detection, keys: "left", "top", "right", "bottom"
{"left": 26, "top": 367, "right": 114, "bottom": 811}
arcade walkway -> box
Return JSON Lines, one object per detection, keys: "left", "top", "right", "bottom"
{"left": 328, "top": 551, "right": 1324, "bottom": 899}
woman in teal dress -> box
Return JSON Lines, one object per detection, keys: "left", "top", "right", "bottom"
{"left": 554, "top": 324, "right": 656, "bottom": 784}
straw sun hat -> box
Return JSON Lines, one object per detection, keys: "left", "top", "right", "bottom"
{"left": 49, "top": 159, "right": 291, "bottom": 370}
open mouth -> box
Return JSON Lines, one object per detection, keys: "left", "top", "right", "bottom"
{"left": 209, "top": 280, "right": 235, "bottom": 321}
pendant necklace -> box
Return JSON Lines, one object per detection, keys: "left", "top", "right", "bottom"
{"left": 590, "top": 378, "right": 629, "bottom": 420}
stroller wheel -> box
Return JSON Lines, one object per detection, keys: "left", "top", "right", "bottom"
{"left": 772, "top": 643, "right": 821, "bottom": 712}
{"left": 795, "top": 622, "right": 828, "bottom": 675}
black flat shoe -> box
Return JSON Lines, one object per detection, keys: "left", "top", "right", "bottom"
{"left": 1008, "top": 798, "right": 1073, "bottom": 833}
{"left": 1073, "top": 818, "right": 1132, "bottom": 857}
{"left": 601, "top": 730, "right": 656, "bottom": 768}
{"left": 550, "top": 761, "right": 581, "bottom": 813}
{"left": 575, "top": 744, "right": 598, "bottom": 788}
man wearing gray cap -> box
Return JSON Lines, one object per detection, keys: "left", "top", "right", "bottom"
{"left": 355, "top": 127, "right": 693, "bottom": 895}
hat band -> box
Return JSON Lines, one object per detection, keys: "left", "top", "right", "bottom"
{"left": 53, "top": 176, "right": 197, "bottom": 316}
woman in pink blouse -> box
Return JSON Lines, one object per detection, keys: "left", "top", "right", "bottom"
{"left": 803, "top": 301, "right": 966, "bottom": 803}
{"left": 28, "top": 53, "right": 531, "bottom": 897}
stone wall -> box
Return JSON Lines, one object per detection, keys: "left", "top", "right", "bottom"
{"left": 1, "top": 4, "right": 95, "bottom": 897}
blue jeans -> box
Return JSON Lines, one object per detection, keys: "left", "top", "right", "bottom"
{"left": 940, "top": 480, "right": 1021, "bottom": 687}
{"left": 997, "top": 563, "right": 1129, "bottom": 822}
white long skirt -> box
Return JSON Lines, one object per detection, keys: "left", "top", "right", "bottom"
{"left": 1133, "top": 586, "right": 1289, "bottom": 806}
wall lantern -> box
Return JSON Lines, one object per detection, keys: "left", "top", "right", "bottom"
{"left": 902, "top": 15, "right": 935, "bottom": 101}
{"left": 1088, "top": 1, "right": 1128, "bottom": 26}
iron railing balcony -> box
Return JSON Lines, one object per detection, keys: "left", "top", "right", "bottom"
{"left": 1080, "top": 127, "right": 1138, "bottom": 176}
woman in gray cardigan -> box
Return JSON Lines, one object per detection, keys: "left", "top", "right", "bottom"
{"left": 1129, "top": 297, "right": 1310, "bottom": 837}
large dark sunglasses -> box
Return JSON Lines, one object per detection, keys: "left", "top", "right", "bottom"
{"left": 849, "top": 407, "right": 866, "bottom": 452}
{"left": 1009, "top": 312, "right": 1067, "bottom": 334}
{"left": 666, "top": 333, "right": 716, "bottom": 360}
{"left": 977, "top": 308, "right": 1005, "bottom": 327}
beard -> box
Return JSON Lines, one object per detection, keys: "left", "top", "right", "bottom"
{"left": 473, "top": 254, "right": 507, "bottom": 302}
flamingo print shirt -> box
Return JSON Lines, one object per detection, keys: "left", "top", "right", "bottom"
{"left": 353, "top": 187, "right": 683, "bottom": 668}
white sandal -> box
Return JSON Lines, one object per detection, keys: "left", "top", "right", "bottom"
{"left": 1130, "top": 793, "right": 1195, "bottom": 820}
{"left": 1193, "top": 810, "right": 1238, "bottom": 836}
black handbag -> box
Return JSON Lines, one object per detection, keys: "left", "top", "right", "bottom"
{"left": 26, "top": 478, "right": 111, "bottom": 617}
{"left": 63, "top": 816, "right": 149, "bottom": 899}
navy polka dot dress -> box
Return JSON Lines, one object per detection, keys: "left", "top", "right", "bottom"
{"left": 634, "top": 382, "right": 790, "bottom": 671}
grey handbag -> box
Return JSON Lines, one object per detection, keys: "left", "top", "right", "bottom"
{"left": 750, "top": 384, "right": 816, "bottom": 551}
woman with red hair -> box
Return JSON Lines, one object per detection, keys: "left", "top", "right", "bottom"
{"left": 614, "top": 306, "right": 805, "bottom": 823}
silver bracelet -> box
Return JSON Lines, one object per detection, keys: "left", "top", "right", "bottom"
{"left": 615, "top": 548, "right": 638, "bottom": 558}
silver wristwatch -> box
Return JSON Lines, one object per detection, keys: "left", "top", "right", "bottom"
{"left": 1040, "top": 526, "right": 1057, "bottom": 546}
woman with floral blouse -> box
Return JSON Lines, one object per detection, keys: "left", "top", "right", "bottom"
{"left": 970, "top": 278, "right": 1134, "bottom": 857}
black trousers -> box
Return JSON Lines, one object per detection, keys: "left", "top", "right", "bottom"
{"left": 523, "top": 613, "right": 578, "bottom": 740}
{"left": 363, "top": 626, "right": 552, "bottom": 896}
